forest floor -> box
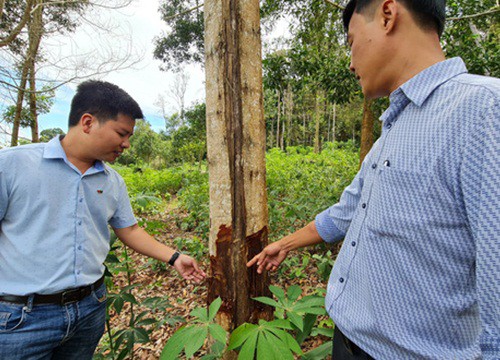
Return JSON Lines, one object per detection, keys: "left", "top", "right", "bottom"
{"left": 103, "top": 207, "right": 336, "bottom": 359}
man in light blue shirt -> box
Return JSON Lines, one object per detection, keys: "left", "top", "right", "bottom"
{"left": 248, "top": 0, "right": 499, "bottom": 359}
{"left": 0, "top": 81, "right": 206, "bottom": 359}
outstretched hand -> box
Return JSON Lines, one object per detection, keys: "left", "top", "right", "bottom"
{"left": 174, "top": 254, "right": 206, "bottom": 283}
{"left": 246, "top": 241, "right": 288, "bottom": 274}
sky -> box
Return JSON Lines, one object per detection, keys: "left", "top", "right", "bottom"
{"left": 4, "top": 0, "right": 289, "bottom": 142}
{"left": 35, "top": 0, "right": 206, "bottom": 135}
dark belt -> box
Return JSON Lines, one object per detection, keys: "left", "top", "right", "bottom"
{"left": 334, "top": 326, "right": 374, "bottom": 360}
{"left": 0, "top": 276, "right": 105, "bottom": 306}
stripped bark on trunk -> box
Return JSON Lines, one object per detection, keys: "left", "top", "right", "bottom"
{"left": 204, "top": 0, "right": 272, "bottom": 344}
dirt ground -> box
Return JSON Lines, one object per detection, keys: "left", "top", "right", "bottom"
{"left": 102, "top": 210, "right": 335, "bottom": 359}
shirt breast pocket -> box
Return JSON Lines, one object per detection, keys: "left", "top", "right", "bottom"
{"left": 366, "top": 168, "right": 430, "bottom": 243}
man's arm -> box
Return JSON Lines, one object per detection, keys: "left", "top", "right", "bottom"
{"left": 113, "top": 224, "right": 206, "bottom": 283}
{"left": 461, "top": 99, "right": 499, "bottom": 358}
{"left": 247, "top": 221, "right": 323, "bottom": 274}
{"left": 248, "top": 154, "right": 370, "bottom": 274}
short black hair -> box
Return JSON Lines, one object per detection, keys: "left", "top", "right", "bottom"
{"left": 68, "top": 80, "right": 144, "bottom": 127}
{"left": 343, "top": 0, "right": 446, "bottom": 37}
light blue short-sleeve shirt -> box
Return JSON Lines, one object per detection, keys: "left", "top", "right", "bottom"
{"left": 0, "top": 136, "right": 137, "bottom": 295}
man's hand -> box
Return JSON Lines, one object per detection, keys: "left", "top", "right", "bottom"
{"left": 174, "top": 254, "right": 206, "bottom": 283}
{"left": 247, "top": 241, "right": 288, "bottom": 274}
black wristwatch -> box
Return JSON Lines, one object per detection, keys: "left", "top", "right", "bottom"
{"left": 168, "top": 251, "right": 181, "bottom": 266}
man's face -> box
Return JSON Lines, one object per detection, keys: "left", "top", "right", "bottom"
{"left": 348, "top": 12, "right": 389, "bottom": 99}
{"left": 89, "top": 113, "right": 135, "bottom": 163}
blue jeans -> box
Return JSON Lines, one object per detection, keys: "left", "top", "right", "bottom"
{"left": 0, "top": 283, "right": 107, "bottom": 360}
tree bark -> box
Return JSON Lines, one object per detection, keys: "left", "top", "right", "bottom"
{"left": 10, "top": 0, "right": 43, "bottom": 146}
{"left": 313, "top": 90, "right": 322, "bottom": 153}
{"left": 359, "top": 97, "right": 374, "bottom": 166}
{"left": 276, "top": 89, "right": 281, "bottom": 149}
{"left": 331, "top": 102, "right": 336, "bottom": 143}
{"left": 29, "top": 1, "right": 44, "bottom": 143}
{"left": 204, "top": 0, "right": 272, "bottom": 344}
{"left": 11, "top": 65, "right": 28, "bottom": 146}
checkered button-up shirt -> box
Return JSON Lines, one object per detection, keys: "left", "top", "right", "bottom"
{"left": 316, "top": 58, "right": 499, "bottom": 359}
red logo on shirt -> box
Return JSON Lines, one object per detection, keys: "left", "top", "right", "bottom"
{"left": 97, "top": 190, "right": 103, "bottom": 194}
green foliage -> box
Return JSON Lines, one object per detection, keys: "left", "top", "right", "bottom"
{"left": 40, "top": 127, "right": 65, "bottom": 142}
{"left": 117, "top": 144, "right": 358, "bottom": 240}
{"left": 1, "top": 86, "right": 55, "bottom": 128}
{"left": 173, "top": 236, "right": 207, "bottom": 261}
{"left": 157, "top": 284, "right": 332, "bottom": 359}
{"left": 253, "top": 285, "right": 327, "bottom": 345}
{"left": 312, "top": 250, "right": 335, "bottom": 282}
{"left": 266, "top": 143, "right": 358, "bottom": 240}
{"left": 228, "top": 320, "right": 303, "bottom": 360}
{"left": 99, "top": 234, "right": 182, "bottom": 360}
{"left": 444, "top": 1, "right": 499, "bottom": 77}
{"left": 160, "top": 298, "right": 228, "bottom": 360}
{"left": 154, "top": 0, "right": 204, "bottom": 71}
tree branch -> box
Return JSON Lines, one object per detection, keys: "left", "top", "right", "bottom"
{"left": 164, "top": 3, "right": 203, "bottom": 22}
{"left": 448, "top": 7, "right": 500, "bottom": 21}
{"left": 0, "top": 0, "right": 34, "bottom": 48}
{"left": 324, "top": 0, "right": 345, "bottom": 11}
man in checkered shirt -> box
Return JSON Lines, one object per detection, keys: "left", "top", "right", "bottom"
{"left": 248, "top": 0, "right": 499, "bottom": 359}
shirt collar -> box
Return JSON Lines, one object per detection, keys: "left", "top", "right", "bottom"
{"left": 380, "top": 57, "right": 468, "bottom": 124}
{"left": 43, "top": 135, "right": 108, "bottom": 175}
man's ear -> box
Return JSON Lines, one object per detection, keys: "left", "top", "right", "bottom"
{"left": 380, "top": 0, "right": 398, "bottom": 34}
{"left": 81, "top": 113, "right": 95, "bottom": 134}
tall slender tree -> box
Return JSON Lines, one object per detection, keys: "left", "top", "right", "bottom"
{"left": 204, "top": 0, "right": 272, "bottom": 341}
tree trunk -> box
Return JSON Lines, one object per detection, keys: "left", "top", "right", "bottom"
{"left": 276, "top": 89, "right": 281, "bottom": 149}
{"left": 331, "top": 102, "right": 336, "bottom": 143}
{"left": 359, "top": 97, "right": 374, "bottom": 166}
{"left": 313, "top": 90, "right": 322, "bottom": 153}
{"left": 11, "top": 0, "right": 43, "bottom": 146}
{"left": 204, "top": 0, "right": 272, "bottom": 344}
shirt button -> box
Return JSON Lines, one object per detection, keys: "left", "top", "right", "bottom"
{"left": 383, "top": 160, "right": 391, "bottom": 167}
{"left": 351, "top": 241, "right": 356, "bottom": 247}
{"left": 372, "top": 163, "right": 377, "bottom": 169}
{"left": 361, "top": 203, "right": 367, "bottom": 209}
{"left": 339, "top": 278, "right": 344, "bottom": 283}
{"left": 79, "top": 198, "right": 83, "bottom": 203}
{"left": 78, "top": 220, "right": 82, "bottom": 225}
{"left": 77, "top": 270, "right": 81, "bottom": 275}
{"left": 78, "top": 245, "right": 82, "bottom": 250}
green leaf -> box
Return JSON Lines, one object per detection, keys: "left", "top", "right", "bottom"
{"left": 113, "top": 297, "right": 124, "bottom": 314}
{"left": 266, "top": 327, "right": 302, "bottom": 356}
{"left": 287, "top": 285, "right": 302, "bottom": 302}
{"left": 208, "top": 297, "right": 222, "bottom": 321}
{"left": 120, "top": 292, "right": 137, "bottom": 304}
{"left": 228, "top": 323, "right": 258, "bottom": 350}
{"left": 269, "top": 285, "right": 286, "bottom": 302}
{"left": 296, "top": 314, "right": 317, "bottom": 344}
{"left": 300, "top": 341, "right": 333, "bottom": 360}
{"left": 312, "top": 327, "right": 334, "bottom": 338}
{"left": 160, "top": 327, "right": 189, "bottom": 360}
{"left": 257, "top": 330, "right": 277, "bottom": 360}
{"left": 136, "top": 318, "right": 157, "bottom": 326}
{"left": 287, "top": 312, "right": 304, "bottom": 331}
{"left": 253, "top": 296, "right": 280, "bottom": 308}
{"left": 133, "top": 327, "right": 150, "bottom": 343}
{"left": 237, "top": 331, "right": 259, "bottom": 360}
{"left": 267, "top": 319, "right": 294, "bottom": 330}
{"left": 185, "top": 326, "right": 208, "bottom": 358}
{"left": 190, "top": 307, "right": 208, "bottom": 322}
{"left": 208, "top": 323, "right": 228, "bottom": 344}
